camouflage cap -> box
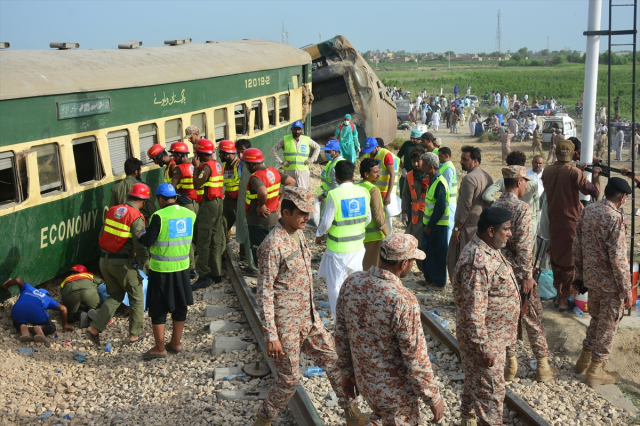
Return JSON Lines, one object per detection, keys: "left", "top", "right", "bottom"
{"left": 501, "top": 165, "right": 531, "bottom": 181}
{"left": 283, "top": 187, "right": 317, "bottom": 213}
{"left": 184, "top": 125, "right": 199, "bottom": 137}
{"left": 556, "top": 139, "right": 575, "bottom": 162}
{"left": 380, "top": 234, "right": 426, "bottom": 261}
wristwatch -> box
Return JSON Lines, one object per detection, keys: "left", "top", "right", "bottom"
{"left": 454, "top": 226, "right": 460, "bottom": 232}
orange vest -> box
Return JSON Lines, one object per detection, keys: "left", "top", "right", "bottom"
{"left": 61, "top": 273, "right": 94, "bottom": 289}
{"left": 201, "top": 160, "right": 224, "bottom": 201}
{"left": 407, "top": 171, "right": 426, "bottom": 225}
{"left": 164, "top": 160, "right": 176, "bottom": 183}
{"left": 99, "top": 204, "right": 144, "bottom": 253}
{"left": 245, "top": 167, "right": 281, "bottom": 212}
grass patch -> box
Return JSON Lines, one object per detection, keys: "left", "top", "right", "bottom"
{"left": 386, "top": 136, "right": 406, "bottom": 151}
{"left": 478, "top": 132, "right": 497, "bottom": 143}
{"left": 616, "top": 384, "right": 640, "bottom": 424}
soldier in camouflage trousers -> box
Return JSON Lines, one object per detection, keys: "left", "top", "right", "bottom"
{"left": 254, "top": 187, "right": 368, "bottom": 426}
{"left": 573, "top": 177, "right": 634, "bottom": 387}
{"left": 335, "top": 234, "right": 444, "bottom": 425}
{"left": 453, "top": 207, "right": 520, "bottom": 426}
{"left": 492, "top": 166, "right": 554, "bottom": 383}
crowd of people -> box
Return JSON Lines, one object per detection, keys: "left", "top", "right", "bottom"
{"left": 4, "top": 116, "right": 637, "bottom": 426}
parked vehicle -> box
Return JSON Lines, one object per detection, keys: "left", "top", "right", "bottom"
{"left": 396, "top": 99, "right": 412, "bottom": 125}
{"left": 539, "top": 115, "right": 577, "bottom": 149}
{"left": 468, "top": 95, "right": 479, "bottom": 108}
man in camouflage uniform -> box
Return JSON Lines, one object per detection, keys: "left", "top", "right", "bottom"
{"left": 492, "top": 166, "right": 554, "bottom": 383}
{"left": 334, "top": 234, "right": 444, "bottom": 425}
{"left": 573, "top": 177, "right": 634, "bottom": 387}
{"left": 254, "top": 187, "right": 367, "bottom": 426}
{"left": 453, "top": 207, "right": 520, "bottom": 426}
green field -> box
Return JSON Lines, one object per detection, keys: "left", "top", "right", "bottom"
{"left": 374, "top": 63, "right": 637, "bottom": 119}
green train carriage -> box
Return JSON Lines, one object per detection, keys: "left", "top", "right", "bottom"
{"left": 0, "top": 39, "right": 312, "bottom": 299}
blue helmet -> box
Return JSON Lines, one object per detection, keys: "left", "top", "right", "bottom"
{"left": 291, "top": 120, "right": 304, "bottom": 129}
{"left": 361, "top": 137, "right": 379, "bottom": 154}
{"left": 156, "top": 183, "right": 177, "bottom": 198}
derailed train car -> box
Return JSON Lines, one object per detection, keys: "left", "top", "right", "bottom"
{"left": 302, "top": 35, "right": 397, "bottom": 146}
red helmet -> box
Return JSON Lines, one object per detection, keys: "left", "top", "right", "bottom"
{"left": 243, "top": 148, "right": 264, "bottom": 163}
{"left": 194, "top": 139, "right": 215, "bottom": 155}
{"left": 70, "top": 264, "right": 87, "bottom": 274}
{"left": 128, "top": 183, "right": 151, "bottom": 200}
{"left": 218, "top": 140, "right": 236, "bottom": 153}
{"left": 169, "top": 142, "right": 190, "bottom": 153}
{"left": 147, "top": 144, "right": 165, "bottom": 159}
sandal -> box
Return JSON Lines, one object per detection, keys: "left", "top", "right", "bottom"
{"left": 85, "top": 330, "right": 101, "bottom": 346}
{"left": 34, "top": 335, "right": 51, "bottom": 348}
{"left": 125, "top": 331, "right": 152, "bottom": 345}
{"left": 142, "top": 350, "right": 166, "bottom": 360}
{"left": 19, "top": 335, "right": 34, "bottom": 342}
{"left": 165, "top": 343, "right": 183, "bottom": 354}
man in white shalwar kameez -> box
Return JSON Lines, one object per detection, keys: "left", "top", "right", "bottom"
{"left": 315, "top": 161, "right": 371, "bottom": 319}
{"left": 431, "top": 111, "right": 441, "bottom": 132}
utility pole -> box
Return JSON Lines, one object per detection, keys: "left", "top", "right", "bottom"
{"left": 281, "top": 21, "right": 285, "bottom": 44}
{"left": 319, "top": 32, "right": 321, "bottom": 43}
{"left": 495, "top": 10, "right": 502, "bottom": 54}
{"left": 547, "top": 35, "right": 550, "bottom": 53}
{"left": 286, "top": 30, "right": 289, "bottom": 45}
{"left": 448, "top": 51, "right": 451, "bottom": 68}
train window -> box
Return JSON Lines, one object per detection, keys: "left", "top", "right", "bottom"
{"left": 0, "top": 151, "right": 21, "bottom": 207}
{"left": 71, "top": 136, "right": 105, "bottom": 185}
{"left": 107, "top": 130, "right": 131, "bottom": 176}
{"left": 234, "top": 104, "right": 247, "bottom": 135}
{"left": 292, "top": 75, "right": 299, "bottom": 89}
{"left": 214, "top": 108, "right": 228, "bottom": 142}
{"left": 278, "top": 95, "right": 289, "bottom": 123}
{"left": 251, "top": 100, "right": 263, "bottom": 132}
{"left": 32, "top": 143, "right": 64, "bottom": 195}
{"left": 165, "top": 119, "right": 182, "bottom": 144}
{"left": 138, "top": 123, "right": 158, "bottom": 164}
{"left": 191, "top": 113, "right": 207, "bottom": 138}
{"left": 267, "top": 97, "right": 276, "bottom": 127}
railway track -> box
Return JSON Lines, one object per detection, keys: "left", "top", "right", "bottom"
{"left": 223, "top": 245, "right": 552, "bottom": 426}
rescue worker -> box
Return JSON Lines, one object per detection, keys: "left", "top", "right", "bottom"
{"left": 244, "top": 148, "right": 296, "bottom": 263}
{"left": 254, "top": 187, "right": 367, "bottom": 426}
{"left": 492, "top": 166, "right": 554, "bottom": 383}
{"left": 316, "top": 160, "right": 371, "bottom": 318}
{"left": 318, "top": 138, "right": 344, "bottom": 203}
{"left": 271, "top": 121, "right": 321, "bottom": 189}
{"left": 438, "top": 147, "right": 458, "bottom": 243}
{"left": 60, "top": 264, "right": 103, "bottom": 328}
{"left": 170, "top": 141, "right": 200, "bottom": 278}
{"left": 109, "top": 157, "right": 157, "bottom": 224}
{"left": 573, "top": 177, "right": 634, "bottom": 386}
{"left": 137, "top": 183, "right": 196, "bottom": 360}
{"left": 235, "top": 139, "right": 258, "bottom": 276}
{"left": 219, "top": 140, "right": 241, "bottom": 237}
{"left": 361, "top": 137, "right": 399, "bottom": 234}
{"left": 334, "top": 114, "right": 360, "bottom": 163}
{"left": 401, "top": 146, "right": 426, "bottom": 244}
{"left": 421, "top": 132, "right": 440, "bottom": 155}
{"left": 147, "top": 144, "right": 176, "bottom": 183}
{"left": 191, "top": 139, "right": 225, "bottom": 290}
{"left": 184, "top": 125, "right": 216, "bottom": 159}
{"left": 421, "top": 152, "right": 450, "bottom": 291}
{"left": 532, "top": 124, "right": 543, "bottom": 156}
{"left": 357, "top": 158, "right": 389, "bottom": 270}
{"left": 335, "top": 234, "right": 444, "bottom": 425}
{"left": 86, "top": 183, "right": 152, "bottom": 346}
{"left": 453, "top": 207, "right": 520, "bottom": 426}
{"left": 396, "top": 128, "right": 423, "bottom": 195}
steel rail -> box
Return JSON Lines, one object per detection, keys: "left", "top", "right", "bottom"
{"left": 224, "top": 248, "right": 324, "bottom": 426}
{"left": 419, "top": 307, "right": 552, "bottom": 426}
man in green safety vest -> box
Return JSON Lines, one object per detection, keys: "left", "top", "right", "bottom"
{"left": 421, "top": 152, "right": 450, "bottom": 291}
{"left": 317, "top": 138, "right": 344, "bottom": 220}
{"left": 361, "top": 137, "right": 399, "bottom": 206}
{"left": 137, "top": 183, "right": 196, "bottom": 360}
{"left": 438, "top": 147, "right": 458, "bottom": 242}
{"left": 316, "top": 160, "right": 371, "bottom": 319}
{"left": 358, "top": 158, "right": 389, "bottom": 271}
{"left": 271, "top": 120, "right": 321, "bottom": 189}
{"left": 420, "top": 132, "right": 439, "bottom": 155}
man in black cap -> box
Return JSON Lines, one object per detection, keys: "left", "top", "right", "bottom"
{"left": 452, "top": 207, "right": 520, "bottom": 426}
{"left": 572, "top": 177, "right": 634, "bottom": 387}
{"left": 420, "top": 132, "right": 439, "bottom": 155}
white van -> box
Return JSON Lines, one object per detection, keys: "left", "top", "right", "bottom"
{"left": 538, "top": 114, "right": 577, "bottom": 149}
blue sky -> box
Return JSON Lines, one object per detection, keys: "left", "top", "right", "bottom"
{"left": 0, "top": 0, "right": 635, "bottom": 53}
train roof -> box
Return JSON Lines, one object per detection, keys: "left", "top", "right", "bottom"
{"left": 0, "top": 39, "right": 311, "bottom": 101}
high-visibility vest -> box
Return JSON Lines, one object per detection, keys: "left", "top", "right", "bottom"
{"left": 439, "top": 161, "right": 458, "bottom": 204}
{"left": 175, "top": 163, "right": 199, "bottom": 200}
{"left": 149, "top": 205, "right": 196, "bottom": 273}
{"left": 326, "top": 185, "right": 370, "bottom": 253}
{"left": 356, "top": 181, "right": 385, "bottom": 243}
{"left": 245, "top": 167, "right": 281, "bottom": 212}
{"left": 201, "top": 160, "right": 224, "bottom": 201}
{"left": 61, "top": 273, "right": 94, "bottom": 289}
{"left": 99, "top": 204, "right": 144, "bottom": 253}
{"left": 319, "top": 156, "right": 344, "bottom": 195}
{"left": 282, "top": 135, "right": 311, "bottom": 171}
{"left": 407, "top": 171, "right": 426, "bottom": 225}
{"left": 164, "top": 160, "right": 176, "bottom": 183}
{"left": 422, "top": 175, "right": 450, "bottom": 227}
{"left": 373, "top": 148, "right": 400, "bottom": 195}
{"left": 224, "top": 158, "right": 240, "bottom": 199}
